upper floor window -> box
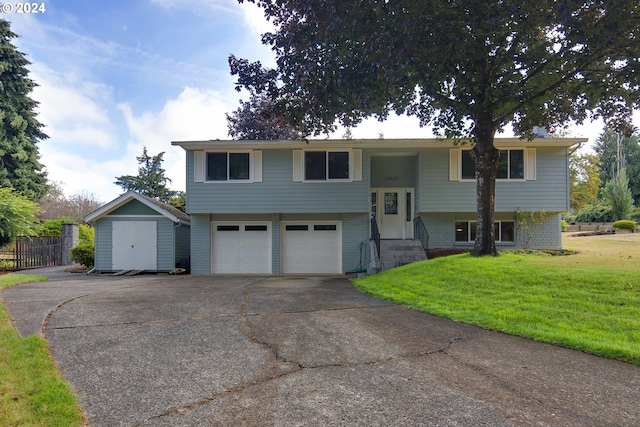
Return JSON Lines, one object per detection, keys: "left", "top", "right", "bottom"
{"left": 452, "top": 148, "right": 534, "bottom": 181}
{"left": 461, "top": 149, "right": 524, "bottom": 180}
{"left": 305, "top": 151, "right": 350, "bottom": 180}
{"left": 293, "top": 149, "right": 362, "bottom": 182}
{"left": 207, "top": 152, "right": 250, "bottom": 181}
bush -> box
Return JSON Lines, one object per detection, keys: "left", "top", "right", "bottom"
{"left": 573, "top": 201, "right": 613, "bottom": 222}
{"left": 78, "top": 224, "right": 94, "bottom": 245}
{"left": 71, "top": 243, "right": 94, "bottom": 268}
{"left": 37, "top": 217, "right": 74, "bottom": 236}
{"left": 612, "top": 220, "right": 636, "bottom": 230}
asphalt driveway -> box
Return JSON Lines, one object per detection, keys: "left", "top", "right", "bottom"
{"left": 2, "top": 269, "right": 639, "bottom": 426}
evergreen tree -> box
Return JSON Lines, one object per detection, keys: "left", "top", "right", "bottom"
{"left": 114, "top": 147, "right": 177, "bottom": 202}
{"left": 603, "top": 168, "right": 634, "bottom": 221}
{"left": 0, "top": 19, "right": 48, "bottom": 200}
{"left": 593, "top": 128, "right": 640, "bottom": 205}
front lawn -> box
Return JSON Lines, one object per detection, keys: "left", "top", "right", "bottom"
{"left": 353, "top": 238, "right": 640, "bottom": 364}
{"left": 0, "top": 273, "right": 84, "bottom": 427}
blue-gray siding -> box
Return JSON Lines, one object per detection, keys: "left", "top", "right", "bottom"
{"left": 418, "top": 146, "right": 570, "bottom": 212}
{"left": 187, "top": 146, "right": 570, "bottom": 215}
{"left": 419, "top": 212, "right": 562, "bottom": 250}
{"left": 186, "top": 150, "right": 370, "bottom": 214}
{"left": 189, "top": 214, "right": 211, "bottom": 275}
{"left": 183, "top": 144, "right": 571, "bottom": 272}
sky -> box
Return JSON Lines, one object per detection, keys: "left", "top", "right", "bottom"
{"left": 4, "top": 0, "right": 638, "bottom": 202}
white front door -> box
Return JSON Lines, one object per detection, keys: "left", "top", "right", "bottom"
{"left": 112, "top": 221, "right": 157, "bottom": 270}
{"left": 372, "top": 188, "right": 414, "bottom": 239}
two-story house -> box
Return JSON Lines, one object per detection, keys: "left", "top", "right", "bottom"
{"left": 172, "top": 138, "right": 584, "bottom": 275}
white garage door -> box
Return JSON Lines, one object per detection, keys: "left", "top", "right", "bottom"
{"left": 212, "top": 222, "right": 272, "bottom": 273}
{"left": 112, "top": 221, "right": 157, "bottom": 271}
{"left": 281, "top": 222, "right": 341, "bottom": 274}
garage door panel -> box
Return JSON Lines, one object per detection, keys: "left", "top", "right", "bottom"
{"left": 282, "top": 223, "right": 341, "bottom": 274}
{"left": 212, "top": 223, "right": 271, "bottom": 274}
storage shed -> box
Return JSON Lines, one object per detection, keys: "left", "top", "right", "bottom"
{"left": 84, "top": 191, "right": 190, "bottom": 273}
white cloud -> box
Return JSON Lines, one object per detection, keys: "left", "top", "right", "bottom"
{"left": 31, "top": 65, "right": 116, "bottom": 149}
{"left": 118, "top": 87, "right": 237, "bottom": 197}
{"left": 238, "top": 1, "right": 276, "bottom": 36}
{"left": 330, "top": 115, "right": 436, "bottom": 140}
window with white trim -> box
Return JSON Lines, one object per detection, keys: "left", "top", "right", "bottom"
{"left": 193, "top": 150, "right": 263, "bottom": 184}
{"left": 305, "top": 150, "right": 350, "bottom": 180}
{"left": 455, "top": 221, "right": 515, "bottom": 242}
{"left": 452, "top": 148, "right": 535, "bottom": 181}
{"left": 461, "top": 149, "right": 524, "bottom": 180}
{"left": 293, "top": 149, "right": 362, "bottom": 182}
{"left": 206, "top": 152, "right": 250, "bottom": 181}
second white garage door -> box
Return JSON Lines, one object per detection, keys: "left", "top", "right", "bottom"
{"left": 212, "top": 222, "right": 272, "bottom": 273}
{"left": 281, "top": 222, "right": 341, "bottom": 274}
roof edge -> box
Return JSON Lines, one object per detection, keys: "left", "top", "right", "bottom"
{"left": 83, "top": 191, "right": 190, "bottom": 224}
{"left": 171, "top": 137, "right": 587, "bottom": 150}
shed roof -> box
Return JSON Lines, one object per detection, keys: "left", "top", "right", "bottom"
{"left": 83, "top": 191, "right": 190, "bottom": 224}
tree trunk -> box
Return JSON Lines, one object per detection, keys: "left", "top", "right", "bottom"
{"left": 470, "top": 123, "right": 499, "bottom": 256}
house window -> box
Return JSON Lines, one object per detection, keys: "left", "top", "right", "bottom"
{"left": 304, "top": 151, "right": 350, "bottom": 180}
{"left": 206, "top": 152, "right": 250, "bottom": 181}
{"left": 460, "top": 149, "right": 525, "bottom": 180}
{"left": 455, "top": 221, "right": 515, "bottom": 242}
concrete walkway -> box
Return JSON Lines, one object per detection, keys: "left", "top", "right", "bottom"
{"left": 2, "top": 269, "right": 639, "bottom": 426}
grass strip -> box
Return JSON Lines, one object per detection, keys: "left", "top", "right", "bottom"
{"left": 0, "top": 273, "right": 84, "bottom": 427}
{"left": 353, "top": 253, "right": 640, "bottom": 364}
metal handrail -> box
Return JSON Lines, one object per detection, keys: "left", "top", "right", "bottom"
{"left": 371, "top": 215, "right": 381, "bottom": 259}
{"left": 413, "top": 216, "right": 429, "bottom": 257}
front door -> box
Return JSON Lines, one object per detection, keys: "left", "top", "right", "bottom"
{"left": 372, "top": 188, "right": 414, "bottom": 239}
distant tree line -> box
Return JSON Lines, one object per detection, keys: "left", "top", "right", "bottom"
{"left": 569, "top": 127, "right": 639, "bottom": 223}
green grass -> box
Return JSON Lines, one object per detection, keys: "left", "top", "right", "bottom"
{"left": 353, "top": 239, "right": 640, "bottom": 364}
{"left": 0, "top": 273, "right": 84, "bottom": 427}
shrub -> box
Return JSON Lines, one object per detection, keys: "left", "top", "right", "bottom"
{"left": 71, "top": 243, "right": 94, "bottom": 268}
{"left": 612, "top": 220, "right": 636, "bottom": 230}
{"left": 37, "top": 217, "right": 74, "bottom": 236}
{"left": 78, "top": 224, "right": 94, "bottom": 245}
{"left": 573, "top": 201, "right": 613, "bottom": 222}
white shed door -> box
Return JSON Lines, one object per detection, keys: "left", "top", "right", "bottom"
{"left": 112, "top": 221, "right": 157, "bottom": 271}
{"left": 281, "top": 223, "right": 341, "bottom": 274}
{"left": 212, "top": 223, "right": 272, "bottom": 273}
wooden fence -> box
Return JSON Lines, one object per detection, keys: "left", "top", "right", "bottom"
{"left": 14, "top": 236, "right": 63, "bottom": 270}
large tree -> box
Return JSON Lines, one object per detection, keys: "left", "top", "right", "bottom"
{"left": 227, "top": 92, "right": 304, "bottom": 140}
{"left": 0, "top": 19, "right": 48, "bottom": 200}
{"left": 114, "top": 147, "right": 177, "bottom": 203}
{"left": 593, "top": 128, "right": 640, "bottom": 204}
{"left": 570, "top": 153, "right": 601, "bottom": 212}
{"left": 230, "top": 0, "right": 640, "bottom": 255}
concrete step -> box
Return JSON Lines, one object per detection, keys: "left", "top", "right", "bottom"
{"left": 379, "top": 240, "right": 427, "bottom": 270}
